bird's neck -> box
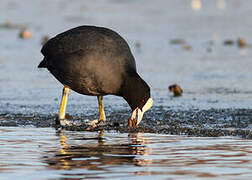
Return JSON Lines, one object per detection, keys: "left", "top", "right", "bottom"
{"left": 122, "top": 73, "right": 150, "bottom": 111}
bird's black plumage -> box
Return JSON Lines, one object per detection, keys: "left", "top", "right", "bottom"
{"left": 38, "top": 25, "right": 151, "bottom": 110}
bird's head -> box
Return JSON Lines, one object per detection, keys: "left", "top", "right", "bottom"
{"left": 122, "top": 73, "right": 153, "bottom": 127}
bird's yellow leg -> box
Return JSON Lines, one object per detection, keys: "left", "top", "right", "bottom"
{"left": 86, "top": 96, "right": 106, "bottom": 130}
{"left": 58, "top": 86, "right": 70, "bottom": 126}
{"left": 97, "top": 96, "right": 106, "bottom": 123}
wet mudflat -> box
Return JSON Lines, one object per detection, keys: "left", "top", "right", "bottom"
{"left": 1, "top": 107, "right": 252, "bottom": 138}
{"left": 1, "top": 127, "right": 252, "bottom": 180}
{"left": 1, "top": 0, "right": 252, "bottom": 179}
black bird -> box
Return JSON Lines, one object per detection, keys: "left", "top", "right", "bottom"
{"left": 38, "top": 25, "right": 153, "bottom": 127}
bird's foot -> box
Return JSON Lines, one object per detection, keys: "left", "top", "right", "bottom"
{"left": 128, "top": 118, "right": 138, "bottom": 128}
{"left": 86, "top": 119, "right": 106, "bottom": 131}
{"left": 55, "top": 116, "right": 72, "bottom": 130}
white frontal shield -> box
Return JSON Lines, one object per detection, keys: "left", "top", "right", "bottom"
{"left": 136, "top": 98, "right": 153, "bottom": 125}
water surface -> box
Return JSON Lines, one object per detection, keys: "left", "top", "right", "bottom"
{"left": 1, "top": 127, "right": 252, "bottom": 179}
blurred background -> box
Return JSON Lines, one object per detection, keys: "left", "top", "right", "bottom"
{"left": 0, "top": 0, "right": 252, "bottom": 115}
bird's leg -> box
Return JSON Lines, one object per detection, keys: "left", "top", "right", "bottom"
{"left": 97, "top": 96, "right": 106, "bottom": 123}
{"left": 86, "top": 96, "right": 106, "bottom": 129}
{"left": 58, "top": 86, "right": 70, "bottom": 127}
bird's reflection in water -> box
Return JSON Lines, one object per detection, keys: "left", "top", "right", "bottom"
{"left": 43, "top": 130, "right": 152, "bottom": 171}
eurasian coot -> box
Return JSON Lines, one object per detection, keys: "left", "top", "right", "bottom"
{"left": 38, "top": 25, "right": 153, "bottom": 127}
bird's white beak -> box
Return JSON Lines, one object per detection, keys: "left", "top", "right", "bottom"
{"left": 131, "top": 98, "right": 153, "bottom": 125}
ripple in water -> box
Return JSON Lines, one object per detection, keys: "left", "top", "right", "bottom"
{"left": 0, "top": 127, "right": 252, "bottom": 179}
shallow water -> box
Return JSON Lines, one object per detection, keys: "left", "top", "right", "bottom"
{"left": 1, "top": 127, "right": 252, "bottom": 180}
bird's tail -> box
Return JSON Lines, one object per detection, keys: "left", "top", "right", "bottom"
{"left": 38, "top": 58, "right": 47, "bottom": 68}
